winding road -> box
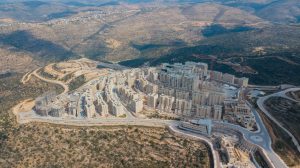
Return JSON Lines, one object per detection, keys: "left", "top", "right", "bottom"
{"left": 15, "top": 97, "right": 289, "bottom": 168}
{"left": 16, "top": 69, "right": 295, "bottom": 168}
{"left": 169, "top": 125, "right": 221, "bottom": 168}
{"left": 25, "top": 68, "right": 69, "bottom": 94}
{"left": 257, "top": 87, "right": 300, "bottom": 153}
{"left": 213, "top": 100, "right": 288, "bottom": 168}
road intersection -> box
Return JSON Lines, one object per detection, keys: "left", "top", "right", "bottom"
{"left": 257, "top": 87, "right": 300, "bottom": 153}
{"left": 14, "top": 95, "right": 289, "bottom": 168}
{"left": 15, "top": 66, "right": 298, "bottom": 168}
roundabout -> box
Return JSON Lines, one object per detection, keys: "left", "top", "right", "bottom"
{"left": 250, "top": 135, "right": 263, "bottom": 142}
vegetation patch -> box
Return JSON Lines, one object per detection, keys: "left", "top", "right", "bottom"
{"left": 257, "top": 109, "right": 300, "bottom": 167}
{"left": 202, "top": 24, "right": 254, "bottom": 37}
{"left": 0, "top": 31, "right": 77, "bottom": 62}
{"left": 0, "top": 72, "right": 14, "bottom": 79}
{"left": 61, "top": 73, "right": 74, "bottom": 82}
{"left": 265, "top": 97, "right": 300, "bottom": 143}
{"left": 253, "top": 150, "right": 269, "bottom": 168}
{"left": 38, "top": 68, "right": 57, "bottom": 80}
{"left": 22, "top": 1, "right": 48, "bottom": 8}
{"left": 118, "top": 58, "right": 152, "bottom": 67}
{"left": 69, "top": 74, "right": 86, "bottom": 91}
{"left": 47, "top": 11, "right": 78, "bottom": 20}
{"left": 0, "top": 74, "right": 210, "bottom": 168}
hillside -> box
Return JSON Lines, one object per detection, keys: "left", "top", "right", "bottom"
{"left": 181, "top": 3, "right": 264, "bottom": 25}
{"left": 124, "top": 25, "right": 300, "bottom": 85}
{"left": 0, "top": 2, "right": 265, "bottom": 62}
{"left": 0, "top": 0, "right": 299, "bottom": 86}
{"left": 0, "top": 1, "right": 73, "bottom": 22}
{"left": 0, "top": 30, "right": 77, "bottom": 62}
{"left": 0, "top": 1, "right": 300, "bottom": 167}
{"left": 0, "top": 46, "right": 40, "bottom": 73}
{"left": 0, "top": 73, "right": 211, "bottom": 168}
{"left": 198, "top": 25, "right": 300, "bottom": 56}
{"left": 256, "top": 0, "right": 300, "bottom": 23}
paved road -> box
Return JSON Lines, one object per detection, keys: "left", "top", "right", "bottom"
{"left": 17, "top": 109, "right": 177, "bottom": 126}
{"left": 31, "top": 68, "right": 69, "bottom": 94}
{"left": 16, "top": 103, "right": 287, "bottom": 168}
{"left": 15, "top": 107, "right": 220, "bottom": 168}
{"left": 248, "top": 102, "right": 288, "bottom": 168}
{"left": 169, "top": 125, "right": 221, "bottom": 168}
{"left": 213, "top": 99, "right": 288, "bottom": 168}
{"left": 247, "top": 85, "right": 279, "bottom": 91}
{"left": 257, "top": 87, "right": 300, "bottom": 153}
{"left": 14, "top": 86, "right": 289, "bottom": 168}
{"left": 23, "top": 59, "right": 106, "bottom": 95}
{"left": 13, "top": 80, "right": 296, "bottom": 168}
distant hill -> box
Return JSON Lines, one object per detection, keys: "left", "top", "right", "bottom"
{"left": 256, "top": 0, "right": 300, "bottom": 23}
{"left": 181, "top": 3, "right": 264, "bottom": 24}
{"left": 0, "top": 2, "right": 264, "bottom": 61}
{"left": 0, "top": 1, "right": 74, "bottom": 22}
{"left": 72, "top": 3, "right": 264, "bottom": 61}
{"left": 0, "top": 0, "right": 299, "bottom": 86}
{"left": 0, "top": 30, "right": 77, "bottom": 62}
{"left": 141, "top": 25, "right": 300, "bottom": 85}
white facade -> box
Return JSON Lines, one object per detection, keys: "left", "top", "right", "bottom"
{"left": 147, "top": 93, "right": 158, "bottom": 108}
{"left": 213, "top": 105, "right": 223, "bottom": 120}
{"left": 195, "top": 105, "right": 212, "bottom": 118}
{"left": 34, "top": 61, "right": 250, "bottom": 123}
{"left": 158, "top": 94, "right": 175, "bottom": 113}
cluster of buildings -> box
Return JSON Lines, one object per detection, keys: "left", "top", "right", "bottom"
{"left": 0, "top": 8, "right": 139, "bottom": 30}
{"left": 34, "top": 92, "right": 62, "bottom": 117}
{"left": 33, "top": 61, "right": 256, "bottom": 129}
{"left": 216, "top": 135, "right": 256, "bottom": 168}
{"left": 224, "top": 100, "right": 256, "bottom": 130}
{"left": 210, "top": 70, "right": 249, "bottom": 87}
{"left": 179, "top": 119, "right": 213, "bottom": 136}
{"left": 143, "top": 62, "right": 226, "bottom": 119}
{"left": 141, "top": 62, "right": 254, "bottom": 128}
{"left": 44, "top": 9, "right": 139, "bottom": 26}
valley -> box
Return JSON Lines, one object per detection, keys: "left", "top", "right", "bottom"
{"left": 0, "top": 0, "right": 299, "bottom": 85}
{"left": 0, "top": 1, "right": 300, "bottom": 167}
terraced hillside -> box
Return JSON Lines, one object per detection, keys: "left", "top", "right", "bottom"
{"left": 0, "top": 2, "right": 265, "bottom": 61}
{"left": 135, "top": 24, "right": 300, "bottom": 85}
{"left": 0, "top": 0, "right": 299, "bottom": 86}
{"left": 264, "top": 97, "right": 300, "bottom": 143}
{"left": 0, "top": 73, "right": 211, "bottom": 168}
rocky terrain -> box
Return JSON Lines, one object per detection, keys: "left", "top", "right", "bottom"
{"left": 0, "top": 73, "right": 210, "bottom": 168}
{"left": 1, "top": 1, "right": 300, "bottom": 167}
{"left": 265, "top": 97, "right": 300, "bottom": 144}
{"left": 258, "top": 109, "right": 300, "bottom": 167}
{"left": 0, "top": 0, "right": 299, "bottom": 85}
{"left": 0, "top": 2, "right": 266, "bottom": 61}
